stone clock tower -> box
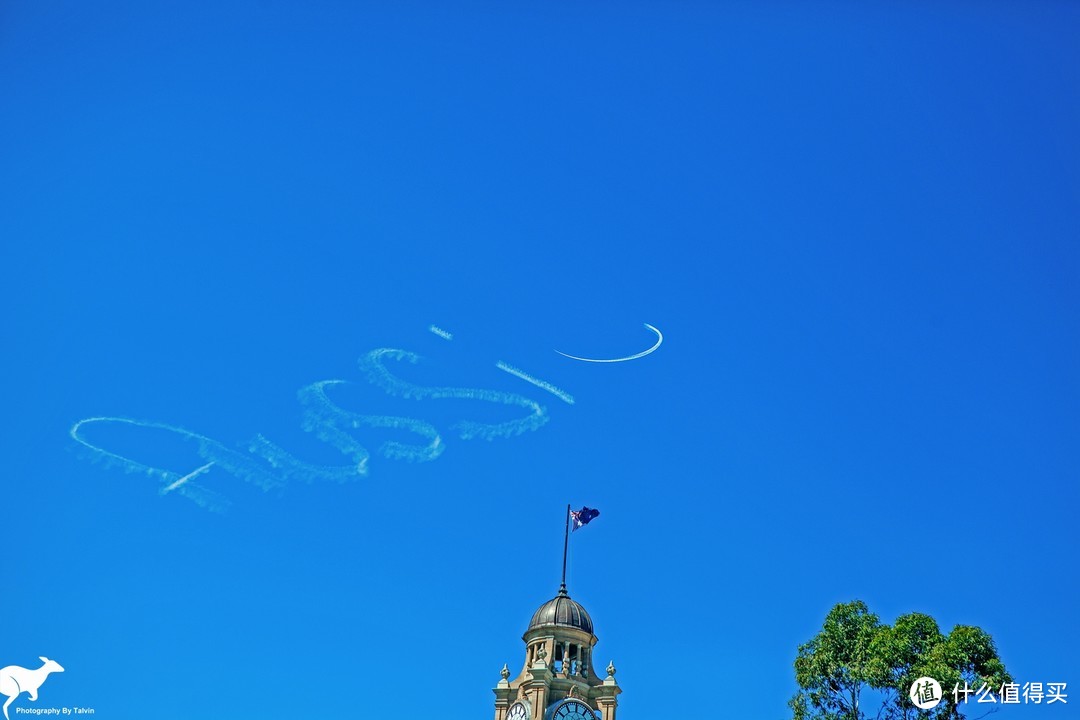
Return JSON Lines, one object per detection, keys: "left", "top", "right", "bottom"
{"left": 492, "top": 581, "right": 622, "bottom": 720}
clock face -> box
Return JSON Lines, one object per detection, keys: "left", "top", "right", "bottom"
{"left": 507, "top": 702, "right": 530, "bottom": 720}
{"left": 552, "top": 700, "right": 595, "bottom": 720}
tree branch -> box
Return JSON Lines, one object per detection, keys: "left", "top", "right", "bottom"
{"left": 965, "top": 707, "right": 1001, "bottom": 720}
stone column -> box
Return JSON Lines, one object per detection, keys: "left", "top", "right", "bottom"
{"left": 528, "top": 647, "right": 553, "bottom": 717}
{"left": 492, "top": 664, "right": 512, "bottom": 720}
{"left": 593, "top": 661, "right": 622, "bottom": 720}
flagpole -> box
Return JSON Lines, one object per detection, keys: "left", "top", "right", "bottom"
{"left": 561, "top": 503, "right": 571, "bottom": 592}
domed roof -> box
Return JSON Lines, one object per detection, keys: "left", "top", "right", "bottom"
{"left": 527, "top": 584, "right": 594, "bottom": 635}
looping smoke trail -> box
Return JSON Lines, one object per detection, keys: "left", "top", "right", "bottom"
{"left": 247, "top": 433, "right": 365, "bottom": 484}
{"left": 555, "top": 322, "right": 664, "bottom": 363}
{"left": 428, "top": 325, "right": 453, "bottom": 341}
{"left": 298, "top": 379, "right": 443, "bottom": 464}
{"left": 71, "top": 417, "right": 248, "bottom": 513}
{"left": 71, "top": 416, "right": 367, "bottom": 510}
{"left": 359, "top": 348, "right": 549, "bottom": 440}
{"left": 74, "top": 341, "right": 562, "bottom": 510}
{"left": 495, "top": 361, "right": 575, "bottom": 406}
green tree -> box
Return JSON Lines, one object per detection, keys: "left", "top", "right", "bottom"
{"left": 790, "top": 602, "right": 1012, "bottom": 720}
{"left": 791, "top": 601, "right": 890, "bottom": 720}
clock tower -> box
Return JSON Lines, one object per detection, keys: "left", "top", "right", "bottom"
{"left": 492, "top": 581, "right": 622, "bottom": 720}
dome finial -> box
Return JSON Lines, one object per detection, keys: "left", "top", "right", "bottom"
{"left": 558, "top": 582, "right": 569, "bottom": 597}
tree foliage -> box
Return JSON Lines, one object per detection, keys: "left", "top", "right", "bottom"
{"left": 790, "top": 601, "right": 1011, "bottom": 720}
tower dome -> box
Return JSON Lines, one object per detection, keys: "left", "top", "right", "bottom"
{"left": 491, "top": 506, "right": 620, "bottom": 720}
{"left": 527, "top": 584, "right": 594, "bottom": 635}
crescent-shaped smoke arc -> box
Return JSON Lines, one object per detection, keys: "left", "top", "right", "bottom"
{"left": 555, "top": 323, "right": 663, "bottom": 363}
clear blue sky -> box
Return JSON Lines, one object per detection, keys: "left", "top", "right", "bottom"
{"left": 2, "top": 2, "right": 1077, "bottom": 719}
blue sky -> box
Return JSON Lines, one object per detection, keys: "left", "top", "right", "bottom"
{"left": 1, "top": 2, "right": 1077, "bottom": 718}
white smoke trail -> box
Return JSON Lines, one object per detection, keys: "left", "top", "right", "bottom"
{"left": 70, "top": 417, "right": 240, "bottom": 513}
{"left": 495, "top": 361, "right": 575, "bottom": 405}
{"left": 428, "top": 325, "right": 453, "bottom": 341}
{"left": 298, "top": 379, "right": 443, "bottom": 463}
{"left": 247, "top": 433, "right": 365, "bottom": 484}
{"left": 71, "top": 417, "right": 284, "bottom": 490}
{"left": 359, "top": 348, "right": 549, "bottom": 440}
{"left": 71, "top": 416, "right": 366, "bottom": 510}
{"left": 160, "top": 461, "right": 214, "bottom": 495}
{"left": 555, "top": 322, "right": 664, "bottom": 363}
{"left": 73, "top": 335, "right": 568, "bottom": 511}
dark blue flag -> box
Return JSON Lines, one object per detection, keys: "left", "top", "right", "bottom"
{"left": 570, "top": 506, "right": 600, "bottom": 531}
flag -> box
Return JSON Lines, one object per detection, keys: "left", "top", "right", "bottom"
{"left": 570, "top": 506, "right": 600, "bottom": 531}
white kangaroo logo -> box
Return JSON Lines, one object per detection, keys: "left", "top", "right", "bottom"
{"left": 0, "top": 657, "right": 64, "bottom": 720}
